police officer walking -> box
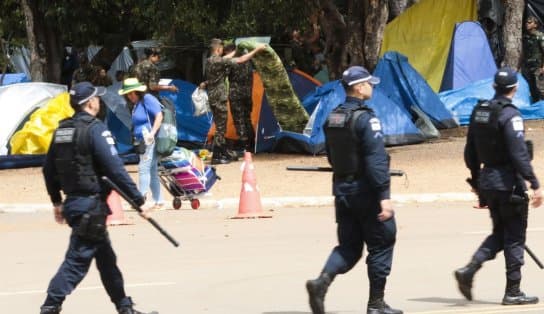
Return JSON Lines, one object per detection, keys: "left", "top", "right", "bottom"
{"left": 40, "top": 82, "right": 156, "bottom": 314}
{"left": 455, "top": 67, "right": 543, "bottom": 306}
{"left": 306, "top": 66, "right": 402, "bottom": 314}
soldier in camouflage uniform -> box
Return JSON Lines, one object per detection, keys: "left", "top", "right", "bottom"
{"left": 133, "top": 48, "right": 178, "bottom": 97}
{"left": 203, "top": 39, "right": 265, "bottom": 165}
{"left": 522, "top": 16, "right": 544, "bottom": 101}
{"left": 71, "top": 53, "right": 99, "bottom": 87}
{"left": 224, "top": 44, "right": 255, "bottom": 151}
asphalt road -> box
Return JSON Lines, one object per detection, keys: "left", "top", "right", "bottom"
{"left": 2, "top": 202, "right": 544, "bottom": 314}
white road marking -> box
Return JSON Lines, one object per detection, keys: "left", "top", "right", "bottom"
{"left": 0, "top": 281, "right": 176, "bottom": 297}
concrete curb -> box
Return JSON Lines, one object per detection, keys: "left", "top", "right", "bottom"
{"left": 0, "top": 193, "right": 476, "bottom": 213}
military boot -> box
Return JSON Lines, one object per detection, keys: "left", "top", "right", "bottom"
{"left": 454, "top": 260, "right": 481, "bottom": 300}
{"left": 502, "top": 280, "right": 539, "bottom": 305}
{"left": 211, "top": 146, "right": 230, "bottom": 165}
{"left": 225, "top": 148, "right": 240, "bottom": 161}
{"left": 367, "top": 290, "right": 403, "bottom": 314}
{"left": 40, "top": 305, "right": 61, "bottom": 314}
{"left": 118, "top": 305, "right": 158, "bottom": 314}
{"left": 306, "top": 272, "right": 333, "bottom": 314}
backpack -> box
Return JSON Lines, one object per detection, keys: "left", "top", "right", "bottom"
{"left": 155, "top": 97, "right": 178, "bottom": 157}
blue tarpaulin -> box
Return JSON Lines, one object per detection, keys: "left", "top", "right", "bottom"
{"left": 439, "top": 74, "right": 544, "bottom": 125}
{"left": 374, "top": 52, "right": 458, "bottom": 129}
{"left": 440, "top": 22, "right": 497, "bottom": 92}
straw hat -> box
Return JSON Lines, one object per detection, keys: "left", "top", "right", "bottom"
{"left": 118, "top": 78, "right": 147, "bottom": 95}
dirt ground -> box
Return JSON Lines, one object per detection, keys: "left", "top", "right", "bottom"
{"left": 1, "top": 121, "right": 544, "bottom": 205}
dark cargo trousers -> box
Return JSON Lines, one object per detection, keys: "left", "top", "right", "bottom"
{"left": 472, "top": 190, "right": 528, "bottom": 281}
{"left": 322, "top": 193, "right": 397, "bottom": 294}
{"left": 43, "top": 232, "right": 132, "bottom": 309}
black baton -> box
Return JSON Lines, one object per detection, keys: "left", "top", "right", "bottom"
{"left": 102, "top": 176, "right": 180, "bottom": 247}
{"left": 286, "top": 166, "right": 405, "bottom": 176}
{"left": 525, "top": 245, "right": 544, "bottom": 269}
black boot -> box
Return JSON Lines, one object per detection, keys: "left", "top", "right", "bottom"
{"left": 454, "top": 260, "right": 481, "bottom": 300}
{"left": 306, "top": 272, "right": 333, "bottom": 314}
{"left": 211, "top": 146, "right": 230, "bottom": 165}
{"left": 225, "top": 148, "right": 240, "bottom": 161}
{"left": 118, "top": 307, "right": 158, "bottom": 314}
{"left": 40, "top": 305, "right": 61, "bottom": 314}
{"left": 502, "top": 280, "right": 539, "bottom": 305}
{"left": 367, "top": 291, "right": 403, "bottom": 314}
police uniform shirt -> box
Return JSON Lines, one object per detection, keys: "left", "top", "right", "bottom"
{"left": 465, "top": 95, "right": 539, "bottom": 192}
{"left": 326, "top": 97, "right": 390, "bottom": 200}
{"left": 43, "top": 112, "right": 141, "bottom": 206}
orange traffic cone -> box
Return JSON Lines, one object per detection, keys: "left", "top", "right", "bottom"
{"left": 106, "top": 191, "right": 132, "bottom": 226}
{"left": 231, "top": 152, "right": 272, "bottom": 219}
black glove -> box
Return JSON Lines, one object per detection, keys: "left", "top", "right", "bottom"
{"left": 134, "top": 196, "right": 146, "bottom": 207}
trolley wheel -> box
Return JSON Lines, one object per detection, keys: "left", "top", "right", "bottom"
{"left": 173, "top": 198, "right": 182, "bottom": 210}
{"left": 190, "top": 198, "right": 200, "bottom": 210}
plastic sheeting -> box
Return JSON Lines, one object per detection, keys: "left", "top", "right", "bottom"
{"left": 0, "top": 73, "right": 30, "bottom": 86}
{"left": 438, "top": 74, "right": 544, "bottom": 125}
{"left": 381, "top": 0, "right": 477, "bottom": 91}
{"left": 10, "top": 92, "right": 73, "bottom": 154}
{"left": 440, "top": 22, "right": 497, "bottom": 91}
{"left": 374, "top": 52, "right": 458, "bottom": 129}
{"left": 0, "top": 83, "right": 66, "bottom": 155}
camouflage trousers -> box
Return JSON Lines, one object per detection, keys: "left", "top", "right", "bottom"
{"left": 210, "top": 98, "right": 228, "bottom": 147}
{"left": 230, "top": 96, "right": 254, "bottom": 141}
{"left": 522, "top": 67, "right": 544, "bottom": 102}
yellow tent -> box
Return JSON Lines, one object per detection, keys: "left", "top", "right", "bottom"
{"left": 380, "top": 0, "right": 477, "bottom": 91}
{"left": 10, "top": 92, "right": 74, "bottom": 154}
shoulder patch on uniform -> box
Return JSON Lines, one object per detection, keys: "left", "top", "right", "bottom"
{"left": 369, "top": 117, "right": 382, "bottom": 131}
{"left": 328, "top": 112, "right": 348, "bottom": 127}
{"left": 511, "top": 116, "right": 524, "bottom": 131}
{"left": 101, "top": 130, "right": 112, "bottom": 137}
{"left": 54, "top": 128, "right": 75, "bottom": 143}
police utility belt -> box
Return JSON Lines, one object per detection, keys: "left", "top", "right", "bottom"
{"left": 73, "top": 195, "right": 108, "bottom": 242}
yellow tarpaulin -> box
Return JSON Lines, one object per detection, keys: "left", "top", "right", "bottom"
{"left": 10, "top": 92, "right": 74, "bottom": 154}
{"left": 380, "top": 0, "right": 477, "bottom": 91}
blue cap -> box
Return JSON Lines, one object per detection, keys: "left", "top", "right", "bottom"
{"left": 69, "top": 82, "right": 106, "bottom": 106}
{"left": 342, "top": 66, "right": 380, "bottom": 86}
{"left": 494, "top": 67, "right": 518, "bottom": 88}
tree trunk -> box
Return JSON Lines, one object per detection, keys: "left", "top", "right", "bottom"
{"left": 502, "top": 0, "right": 524, "bottom": 69}
{"left": 346, "top": 0, "right": 365, "bottom": 66}
{"left": 319, "top": 0, "right": 348, "bottom": 80}
{"left": 44, "top": 21, "right": 62, "bottom": 83}
{"left": 388, "top": 0, "right": 407, "bottom": 21}
{"left": 21, "top": 0, "right": 44, "bottom": 81}
{"left": 363, "top": 0, "right": 389, "bottom": 71}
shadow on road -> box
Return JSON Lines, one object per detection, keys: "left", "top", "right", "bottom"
{"left": 408, "top": 297, "right": 498, "bottom": 306}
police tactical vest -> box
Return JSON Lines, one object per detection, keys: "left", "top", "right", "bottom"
{"left": 470, "top": 99, "right": 515, "bottom": 166}
{"left": 53, "top": 114, "right": 100, "bottom": 196}
{"left": 324, "top": 105, "right": 371, "bottom": 180}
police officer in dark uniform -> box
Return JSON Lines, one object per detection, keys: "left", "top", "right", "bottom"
{"left": 455, "top": 67, "right": 543, "bottom": 306}
{"left": 306, "top": 66, "right": 402, "bottom": 314}
{"left": 40, "top": 82, "right": 156, "bottom": 314}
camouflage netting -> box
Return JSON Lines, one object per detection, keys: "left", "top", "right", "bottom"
{"left": 238, "top": 41, "right": 309, "bottom": 132}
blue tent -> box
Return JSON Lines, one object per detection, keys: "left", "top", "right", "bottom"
{"left": 374, "top": 52, "right": 458, "bottom": 129}
{"left": 0, "top": 73, "right": 30, "bottom": 86}
{"left": 440, "top": 22, "right": 497, "bottom": 92}
{"left": 439, "top": 74, "right": 544, "bottom": 125}
{"left": 274, "top": 81, "right": 425, "bottom": 154}
{"left": 161, "top": 79, "right": 212, "bottom": 145}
